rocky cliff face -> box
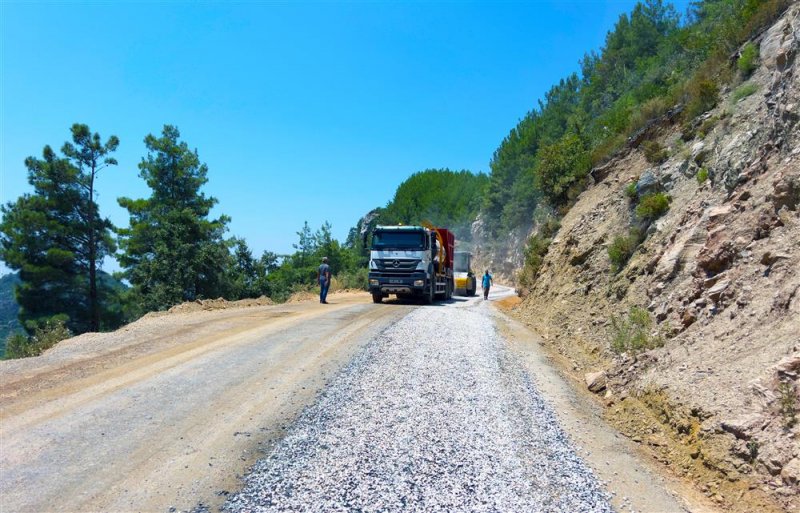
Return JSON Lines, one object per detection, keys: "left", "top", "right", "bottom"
{"left": 470, "top": 214, "right": 529, "bottom": 285}
{"left": 512, "top": 7, "right": 799, "bottom": 513}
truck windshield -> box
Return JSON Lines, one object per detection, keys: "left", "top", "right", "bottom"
{"left": 372, "top": 231, "right": 426, "bottom": 250}
{"left": 454, "top": 253, "right": 470, "bottom": 272}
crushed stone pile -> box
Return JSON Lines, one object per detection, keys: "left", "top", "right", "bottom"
{"left": 224, "top": 302, "right": 612, "bottom": 512}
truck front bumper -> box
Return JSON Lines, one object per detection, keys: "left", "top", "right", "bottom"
{"left": 368, "top": 272, "right": 426, "bottom": 295}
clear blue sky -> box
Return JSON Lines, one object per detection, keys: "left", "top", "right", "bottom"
{"left": 1, "top": 0, "right": 689, "bottom": 271}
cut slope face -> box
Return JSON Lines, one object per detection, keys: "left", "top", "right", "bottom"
{"left": 515, "top": 6, "right": 799, "bottom": 513}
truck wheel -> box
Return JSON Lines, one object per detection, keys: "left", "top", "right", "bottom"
{"left": 423, "top": 282, "right": 435, "bottom": 305}
{"left": 372, "top": 292, "right": 383, "bottom": 304}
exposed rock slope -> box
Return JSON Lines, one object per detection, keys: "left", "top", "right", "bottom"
{"left": 512, "top": 7, "right": 799, "bottom": 513}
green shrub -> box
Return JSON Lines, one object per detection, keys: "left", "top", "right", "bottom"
{"left": 609, "top": 306, "right": 665, "bottom": 354}
{"left": 534, "top": 133, "right": 592, "bottom": 206}
{"left": 696, "top": 167, "right": 709, "bottom": 184}
{"left": 697, "top": 116, "right": 719, "bottom": 138}
{"left": 732, "top": 83, "right": 758, "bottom": 103}
{"left": 517, "top": 217, "right": 560, "bottom": 294}
{"left": 636, "top": 193, "right": 670, "bottom": 223}
{"left": 518, "top": 234, "right": 552, "bottom": 291}
{"left": 4, "top": 319, "right": 72, "bottom": 359}
{"left": 737, "top": 42, "right": 759, "bottom": 76}
{"left": 624, "top": 181, "right": 638, "bottom": 199}
{"left": 591, "top": 133, "right": 627, "bottom": 167}
{"left": 629, "top": 96, "right": 670, "bottom": 133}
{"left": 680, "top": 117, "right": 699, "bottom": 141}
{"left": 4, "top": 333, "right": 31, "bottom": 359}
{"left": 642, "top": 140, "right": 668, "bottom": 164}
{"left": 333, "top": 267, "right": 368, "bottom": 291}
{"left": 779, "top": 380, "right": 797, "bottom": 428}
{"left": 685, "top": 77, "right": 719, "bottom": 121}
{"left": 608, "top": 228, "right": 642, "bottom": 272}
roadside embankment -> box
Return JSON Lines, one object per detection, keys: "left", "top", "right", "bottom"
{"left": 507, "top": 7, "right": 799, "bottom": 513}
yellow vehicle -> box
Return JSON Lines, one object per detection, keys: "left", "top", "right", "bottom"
{"left": 453, "top": 251, "right": 477, "bottom": 296}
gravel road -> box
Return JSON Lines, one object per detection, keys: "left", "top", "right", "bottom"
{"left": 1, "top": 288, "right": 691, "bottom": 513}
{"left": 0, "top": 293, "right": 411, "bottom": 513}
{"left": 224, "top": 294, "right": 614, "bottom": 513}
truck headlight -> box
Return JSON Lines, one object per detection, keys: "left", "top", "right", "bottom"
{"left": 369, "top": 279, "right": 379, "bottom": 286}
{"left": 414, "top": 280, "right": 424, "bottom": 287}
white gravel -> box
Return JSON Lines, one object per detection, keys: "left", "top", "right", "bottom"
{"left": 224, "top": 300, "right": 613, "bottom": 513}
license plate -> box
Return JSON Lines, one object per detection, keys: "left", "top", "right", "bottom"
{"left": 389, "top": 279, "right": 404, "bottom": 284}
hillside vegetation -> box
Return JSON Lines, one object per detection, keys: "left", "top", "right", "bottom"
{"left": 475, "top": 0, "right": 791, "bottom": 280}
{"left": 375, "top": 169, "right": 488, "bottom": 241}
{"left": 492, "top": 3, "right": 799, "bottom": 512}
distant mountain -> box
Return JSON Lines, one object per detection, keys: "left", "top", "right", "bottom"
{"left": 0, "top": 271, "right": 129, "bottom": 357}
{"left": 0, "top": 273, "right": 22, "bottom": 356}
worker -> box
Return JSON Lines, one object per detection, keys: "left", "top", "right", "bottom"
{"left": 318, "top": 257, "right": 331, "bottom": 304}
{"left": 482, "top": 270, "right": 493, "bottom": 300}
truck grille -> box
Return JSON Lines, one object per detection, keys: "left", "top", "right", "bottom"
{"left": 374, "top": 259, "right": 420, "bottom": 274}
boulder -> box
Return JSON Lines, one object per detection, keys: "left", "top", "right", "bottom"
{"left": 584, "top": 371, "right": 607, "bottom": 393}
{"left": 636, "top": 169, "right": 660, "bottom": 196}
{"left": 697, "top": 240, "right": 737, "bottom": 274}
{"left": 774, "top": 354, "right": 800, "bottom": 376}
{"left": 681, "top": 308, "right": 697, "bottom": 328}
{"left": 781, "top": 458, "right": 800, "bottom": 485}
{"left": 707, "top": 205, "right": 733, "bottom": 222}
{"left": 761, "top": 15, "right": 798, "bottom": 71}
{"left": 720, "top": 414, "right": 763, "bottom": 440}
{"left": 761, "top": 251, "right": 791, "bottom": 266}
{"left": 707, "top": 280, "right": 731, "bottom": 301}
{"left": 771, "top": 174, "right": 800, "bottom": 211}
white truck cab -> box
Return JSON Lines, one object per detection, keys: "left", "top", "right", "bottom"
{"left": 368, "top": 225, "right": 453, "bottom": 304}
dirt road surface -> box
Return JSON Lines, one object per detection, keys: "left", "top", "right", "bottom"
{"left": 1, "top": 288, "right": 696, "bottom": 513}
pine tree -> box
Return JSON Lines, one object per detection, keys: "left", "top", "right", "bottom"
{"left": 118, "top": 125, "right": 230, "bottom": 311}
{"left": 0, "top": 125, "right": 118, "bottom": 333}
{"left": 293, "top": 221, "right": 315, "bottom": 268}
{"left": 62, "top": 124, "right": 120, "bottom": 330}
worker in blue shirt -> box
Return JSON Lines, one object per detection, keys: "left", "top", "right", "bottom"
{"left": 482, "top": 270, "right": 493, "bottom": 300}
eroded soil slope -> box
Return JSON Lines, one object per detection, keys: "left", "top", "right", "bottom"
{"left": 513, "top": 7, "right": 799, "bottom": 513}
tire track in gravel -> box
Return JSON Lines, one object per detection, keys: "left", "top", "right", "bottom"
{"left": 224, "top": 295, "right": 615, "bottom": 513}
{"left": 0, "top": 294, "right": 412, "bottom": 513}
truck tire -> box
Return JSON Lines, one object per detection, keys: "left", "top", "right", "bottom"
{"left": 423, "top": 281, "right": 435, "bottom": 305}
{"left": 372, "top": 292, "right": 383, "bottom": 304}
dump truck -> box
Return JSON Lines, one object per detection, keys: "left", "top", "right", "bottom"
{"left": 453, "top": 251, "right": 477, "bottom": 296}
{"left": 368, "top": 225, "right": 454, "bottom": 304}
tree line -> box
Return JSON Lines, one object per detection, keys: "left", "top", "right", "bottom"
{"left": 482, "top": 0, "right": 789, "bottom": 239}
{"left": 479, "top": 0, "right": 789, "bottom": 291}
{"left": 0, "top": 125, "right": 356, "bottom": 355}
{"left": 0, "top": 124, "right": 487, "bottom": 357}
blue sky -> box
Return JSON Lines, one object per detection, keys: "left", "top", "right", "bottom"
{"left": 1, "top": 0, "right": 689, "bottom": 271}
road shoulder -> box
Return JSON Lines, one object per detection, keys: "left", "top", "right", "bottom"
{"left": 492, "top": 308, "right": 709, "bottom": 513}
